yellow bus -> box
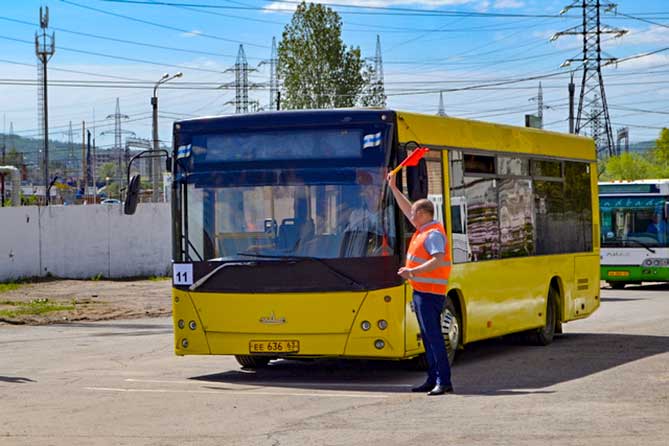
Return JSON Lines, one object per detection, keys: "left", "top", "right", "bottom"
{"left": 141, "top": 109, "right": 600, "bottom": 368}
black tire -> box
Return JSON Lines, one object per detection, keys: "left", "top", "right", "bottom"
{"left": 527, "top": 286, "right": 558, "bottom": 346}
{"left": 441, "top": 296, "right": 462, "bottom": 365}
{"left": 235, "top": 355, "right": 271, "bottom": 369}
{"left": 408, "top": 296, "right": 462, "bottom": 370}
{"left": 609, "top": 282, "right": 626, "bottom": 290}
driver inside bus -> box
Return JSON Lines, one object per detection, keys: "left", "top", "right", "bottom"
{"left": 344, "top": 171, "right": 383, "bottom": 235}
{"left": 647, "top": 213, "right": 667, "bottom": 243}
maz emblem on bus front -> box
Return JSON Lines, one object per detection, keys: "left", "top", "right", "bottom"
{"left": 259, "top": 312, "right": 287, "bottom": 325}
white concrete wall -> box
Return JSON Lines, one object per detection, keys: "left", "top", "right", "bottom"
{"left": 0, "top": 203, "right": 171, "bottom": 281}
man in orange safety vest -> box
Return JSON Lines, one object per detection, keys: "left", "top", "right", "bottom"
{"left": 387, "top": 170, "right": 453, "bottom": 396}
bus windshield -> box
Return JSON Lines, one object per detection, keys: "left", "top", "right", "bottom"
{"left": 175, "top": 124, "right": 396, "bottom": 263}
{"left": 600, "top": 197, "right": 669, "bottom": 248}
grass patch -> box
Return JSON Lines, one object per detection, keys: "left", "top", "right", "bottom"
{"left": 0, "top": 283, "right": 21, "bottom": 293}
{"left": 0, "top": 298, "right": 75, "bottom": 319}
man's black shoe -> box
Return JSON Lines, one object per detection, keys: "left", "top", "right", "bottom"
{"left": 411, "top": 382, "right": 436, "bottom": 393}
{"left": 427, "top": 384, "right": 454, "bottom": 396}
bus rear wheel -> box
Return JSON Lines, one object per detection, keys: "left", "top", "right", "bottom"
{"left": 527, "top": 286, "right": 558, "bottom": 346}
{"left": 609, "top": 282, "right": 626, "bottom": 290}
{"left": 235, "top": 355, "right": 271, "bottom": 369}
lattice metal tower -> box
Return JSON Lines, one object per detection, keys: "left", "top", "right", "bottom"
{"left": 368, "top": 35, "right": 386, "bottom": 107}
{"left": 65, "top": 121, "right": 75, "bottom": 178}
{"left": 437, "top": 91, "right": 447, "bottom": 116}
{"left": 101, "top": 98, "right": 132, "bottom": 185}
{"left": 35, "top": 6, "right": 55, "bottom": 202}
{"left": 589, "top": 93, "right": 602, "bottom": 149}
{"left": 529, "top": 82, "right": 550, "bottom": 129}
{"left": 225, "top": 45, "right": 254, "bottom": 113}
{"left": 616, "top": 127, "right": 629, "bottom": 155}
{"left": 552, "top": 1, "right": 627, "bottom": 157}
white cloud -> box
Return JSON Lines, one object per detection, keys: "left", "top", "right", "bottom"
{"left": 181, "top": 30, "right": 203, "bottom": 38}
{"left": 614, "top": 53, "right": 669, "bottom": 70}
{"left": 612, "top": 25, "right": 669, "bottom": 47}
{"left": 493, "top": 0, "right": 524, "bottom": 8}
{"left": 263, "top": 0, "right": 475, "bottom": 14}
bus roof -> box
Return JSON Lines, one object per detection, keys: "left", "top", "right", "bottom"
{"left": 174, "top": 109, "right": 596, "bottom": 162}
{"left": 396, "top": 111, "right": 596, "bottom": 162}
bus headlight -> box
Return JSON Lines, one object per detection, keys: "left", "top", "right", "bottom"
{"left": 361, "top": 321, "right": 371, "bottom": 331}
{"left": 374, "top": 339, "right": 385, "bottom": 349}
{"left": 181, "top": 338, "right": 189, "bottom": 348}
{"left": 377, "top": 320, "right": 388, "bottom": 330}
{"left": 188, "top": 320, "right": 197, "bottom": 330}
{"left": 178, "top": 319, "right": 185, "bottom": 329}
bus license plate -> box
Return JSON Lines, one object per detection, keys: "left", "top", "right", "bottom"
{"left": 608, "top": 271, "right": 629, "bottom": 277}
{"left": 249, "top": 340, "right": 299, "bottom": 353}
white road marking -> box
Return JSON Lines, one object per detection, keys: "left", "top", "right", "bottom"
{"left": 86, "top": 386, "right": 390, "bottom": 399}
{"left": 124, "top": 378, "right": 411, "bottom": 388}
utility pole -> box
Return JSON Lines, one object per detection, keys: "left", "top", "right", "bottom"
{"left": 269, "top": 37, "right": 278, "bottom": 110}
{"left": 81, "top": 121, "right": 86, "bottom": 201}
{"left": 35, "top": 6, "right": 55, "bottom": 204}
{"left": 152, "top": 72, "right": 182, "bottom": 201}
{"left": 1, "top": 115, "right": 5, "bottom": 207}
{"left": 568, "top": 73, "right": 576, "bottom": 134}
{"left": 552, "top": 1, "right": 627, "bottom": 158}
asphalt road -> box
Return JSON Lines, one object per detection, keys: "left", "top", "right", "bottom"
{"left": 1, "top": 284, "right": 668, "bottom": 446}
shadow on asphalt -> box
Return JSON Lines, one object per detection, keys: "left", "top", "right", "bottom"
{"left": 0, "top": 376, "right": 35, "bottom": 383}
{"left": 190, "top": 332, "right": 668, "bottom": 396}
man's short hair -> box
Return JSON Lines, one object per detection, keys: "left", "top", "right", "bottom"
{"left": 414, "top": 198, "right": 434, "bottom": 217}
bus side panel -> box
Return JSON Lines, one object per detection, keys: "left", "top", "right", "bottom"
{"left": 569, "top": 254, "right": 600, "bottom": 320}
{"left": 450, "top": 254, "right": 576, "bottom": 344}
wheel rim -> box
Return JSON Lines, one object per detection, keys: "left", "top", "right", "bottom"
{"left": 441, "top": 308, "right": 459, "bottom": 357}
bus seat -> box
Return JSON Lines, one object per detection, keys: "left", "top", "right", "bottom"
{"left": 278, "top": 219, "right": 299, "bottom": 250}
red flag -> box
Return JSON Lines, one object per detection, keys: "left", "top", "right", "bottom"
{"left": 390, "top": 147, "right": 429, "bottom": 175}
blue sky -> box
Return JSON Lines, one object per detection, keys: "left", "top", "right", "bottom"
{"left": 1, "top": 0, "right": 668, "bottom": 157}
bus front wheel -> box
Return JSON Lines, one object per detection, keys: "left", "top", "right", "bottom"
{"left": 235, "top": 355, "right": 271, "bottom": 369}
{"left": 609, "top": 282, "right": 626, "bottom": 290}
{"left": 408, "top": 296, "right": 461, "bottom": 370}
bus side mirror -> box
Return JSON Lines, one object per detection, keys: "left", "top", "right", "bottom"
{"left": 124, "top": 175, "right": 141, "bottom": 215}
{"left": 406, "top": 158, "right": 428, "bottom": 201}
{"left": 665, "top": 201, "right": 669, "bottom": 220}
{"left": 165, "top": 157, "right": 172, "bottom": 172}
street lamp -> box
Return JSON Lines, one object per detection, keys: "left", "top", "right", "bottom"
{"left": 152, "top": 72, "right": 182, "bottom": 201}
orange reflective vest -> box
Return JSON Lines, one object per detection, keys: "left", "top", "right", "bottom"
{"left": 406, "top": 221, "right": 451, "bottom": 295}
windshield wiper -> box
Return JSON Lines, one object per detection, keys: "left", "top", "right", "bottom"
{"left": 624, "top": 239, "right": 656, "bottom": 254}
{"left": 237, "top": 252, "right": 366, "bottom": 291}
{"left": 189, "top": 261, "right": 257, "bottom": 291}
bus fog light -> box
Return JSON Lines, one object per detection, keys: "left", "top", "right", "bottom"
{"left": 377, "top": 320, "right": 388, "bottom": 330}
{"left": 361, "top": 321, "right": 371, "bottom": 331}
{"left": 374, "top": 339, "right": 385, "bottom": 349}
{"left": 181, "top": 338, "right": 189, "bottom": 348}
{"left": 178, "top": 319, "right": 185, "bottom": 329}
{"left": 188, "top": 320, "right": 197, "bottom": 330}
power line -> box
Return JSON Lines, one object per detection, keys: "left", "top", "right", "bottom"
{"left": 61, "top": 0, "right": 268, "bottom": 48}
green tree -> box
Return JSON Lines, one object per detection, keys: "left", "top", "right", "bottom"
{"left": 651, "top": 127, "right": 669, "bottom": 175}
{"left": 278, "top": 2, "right": 368, "bottom": 109}
{"left": 600, "top": 152, "right": 657, "bottom": 180}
